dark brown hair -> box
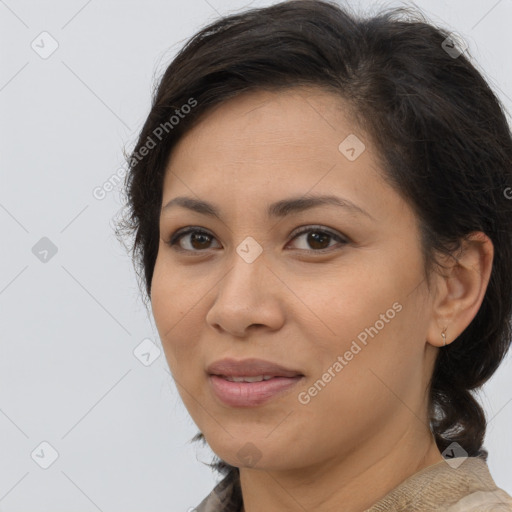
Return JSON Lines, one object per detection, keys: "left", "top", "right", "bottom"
{"left": 116, "top": 0, "right": 512, "bottom": 488}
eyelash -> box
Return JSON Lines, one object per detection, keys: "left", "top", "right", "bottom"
{"left": 165, "top": 225, "right": 349, "bottom": 255}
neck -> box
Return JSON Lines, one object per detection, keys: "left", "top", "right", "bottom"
{"left": 239, "top": 428, "right": 444, "bottom": 512}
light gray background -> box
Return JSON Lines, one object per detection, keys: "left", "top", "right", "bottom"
{"left": 0, "top": 0, "right": 511, "bottom": 510}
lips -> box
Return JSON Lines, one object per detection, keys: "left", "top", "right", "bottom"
{"left": 206, "top": 358, "right": 305, "bottom": 407}
{"left": 206, "top": 357, "right": 304, "bottom": 379}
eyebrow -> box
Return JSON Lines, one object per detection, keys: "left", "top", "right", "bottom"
{"left": 161, "top": 194, "right": 374, "bottom": 220}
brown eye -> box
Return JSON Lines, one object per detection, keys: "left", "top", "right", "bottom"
{"left": 166, "top": 228, "right": 221, "bottom": 252}
{"left": 288, "top": 226, "right": 348, "bottom": 253}
{"left": 303, "top": 231, "right": 331, "bottom": 250}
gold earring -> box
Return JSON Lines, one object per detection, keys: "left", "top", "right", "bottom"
{"left": 441, "top": 327, "right": 447, "bottom": 347}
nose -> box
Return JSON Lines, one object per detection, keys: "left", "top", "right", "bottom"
{"left": 205, "top": 249, "right": 286, "bottom": 338}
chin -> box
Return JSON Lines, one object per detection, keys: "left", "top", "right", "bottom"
{"left": 206, "top": 432, "right": 304, "bottom": 471}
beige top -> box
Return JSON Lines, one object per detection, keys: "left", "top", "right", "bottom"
{"left": 195, "top": 456, "right": 512, "bottom": 511}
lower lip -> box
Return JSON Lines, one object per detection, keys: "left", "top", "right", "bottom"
{"left": 209, "top": 374, "right": 304, "bottom": 407}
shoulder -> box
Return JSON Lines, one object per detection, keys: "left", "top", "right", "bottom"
{"left": 367, "top": 456, "right": 512, "bottom": 512}
{"left": 441, "top": 457, "right": 512, "bottom": 512}
{"left": 444, "top": 488, "right": 512, "bottom": 511}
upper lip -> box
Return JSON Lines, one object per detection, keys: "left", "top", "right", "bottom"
{"left": 207, "top": 358, "right": 304, "bottom": 378}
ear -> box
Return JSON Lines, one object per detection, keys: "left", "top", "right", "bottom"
{"left": 426, "top": 231, "right": 494, "bottom": 347}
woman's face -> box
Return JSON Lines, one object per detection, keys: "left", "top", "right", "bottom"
{"left": 151, "top": 87, "right": 440, "bottom": 471}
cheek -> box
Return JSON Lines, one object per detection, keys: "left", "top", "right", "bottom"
{"left": 298, "top": 252, "right": 424, "bottom": 391}
{"left": 302, "top": 262, "right": 400, "bottom": 344}
{"left": 150, "top": 257, "right": 204, "bottom": 370}
{"left": 292, "top": 300, "right": 421, "bottom": 449}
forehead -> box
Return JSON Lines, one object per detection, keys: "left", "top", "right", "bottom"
{"left": 165, "top": 87, "right": 367, "bottom": 181}
{"left": 176, "top": 87, "right": 350, "bottom": 145}
{"left": 161, "top": 87, "right": 411, "bottom": 227}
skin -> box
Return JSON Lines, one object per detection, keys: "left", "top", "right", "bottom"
{"left": 150, "top": 87, "right": 494, "bottom": 512}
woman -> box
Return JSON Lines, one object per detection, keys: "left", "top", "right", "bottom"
{"left": 116, "top": 0, "right": 512, "bottom": 510}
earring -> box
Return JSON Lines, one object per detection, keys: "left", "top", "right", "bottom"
{"left": 441, "top": 327, "right": 447, "bottom": 347}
